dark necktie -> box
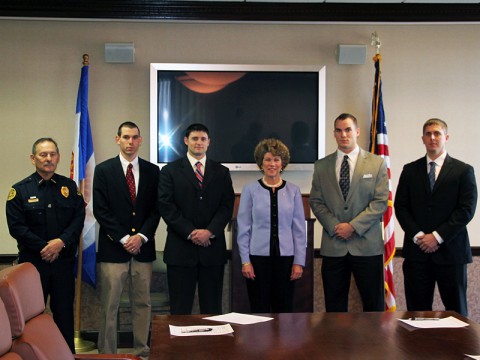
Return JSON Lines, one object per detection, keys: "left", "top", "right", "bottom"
{"left": 195, "top": 161, "right": 203, "bottom": 188}
{"left": 126, "top": 163, "right": 136, "bottom": 204}
{"left": 429, "top": 161, "right": 436, "bottom": 190}
{"left": 339, "top": 155, "right": 350, "bottom": 200}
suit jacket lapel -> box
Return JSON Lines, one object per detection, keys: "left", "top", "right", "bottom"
{"left": 202, "top": 159, "right": 216, "bottom": 189}
{"left": 181, "top": 157, "right": 202, "bottom": 189}
{"left": 347, "top": 149, "right": 366, "bottom": 200}
{"left": 113, "top": 156, "right": 132, "bottom": 203}
{"left": 418, "top": 157, "right": 432, "bottom": 194}
{"left": 324, "top": 153, "right": 342, "bottom": 199}
{"left": 433, "top": 154, "right": 453, "bottom": 192}
{"left": 137, "top": 158, "right": 148, "bottom": 199}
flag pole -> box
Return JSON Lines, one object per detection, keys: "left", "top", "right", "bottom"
{"left": 369, "top": 33, "right": 397, "bottom": 312}
{"left": 74, "top": 54, "right": 95, "bottom": 353}
{"left": 370, "top": 31, "right": 381, "bottom": 152}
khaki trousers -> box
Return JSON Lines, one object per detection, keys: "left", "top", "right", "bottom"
{"left": 98, "top": 259, "right": 152, "bottom": 356}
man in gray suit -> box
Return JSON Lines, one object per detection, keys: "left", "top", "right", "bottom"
{"left": 310, "top": 113, "right": 389, "bottom": 312}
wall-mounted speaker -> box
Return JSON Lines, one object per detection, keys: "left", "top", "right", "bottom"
{"left": 104, "top": 42, "right": 135, "bottom": 64}
{"left": 337, "top": 44, "right": 367, "bottom": 65}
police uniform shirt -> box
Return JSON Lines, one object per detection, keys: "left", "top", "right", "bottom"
{"left": 6, "top": 172, "right": 85, "bottom": 258}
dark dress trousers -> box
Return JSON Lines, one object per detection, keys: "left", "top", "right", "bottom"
{"left": 395, "top": 155, "right": 477, "bottom": 316}
{"left": 159, "top": 157, "right": 234, "bottom": 314}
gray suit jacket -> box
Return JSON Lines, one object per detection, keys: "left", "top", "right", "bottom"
{"left": 309, "top": 148, "right": 389, "bottom": 257}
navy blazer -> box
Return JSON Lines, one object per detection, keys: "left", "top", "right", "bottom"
{"left": 158, "top": 157, "right": 234, "bottom": 267}
{"left": 93, "top": 156, "right": 160, "bottom": 263}
{"left": 395, "top": 155, "right": 477, "bottom": 265}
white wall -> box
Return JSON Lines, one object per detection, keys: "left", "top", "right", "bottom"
{"left": 1, "top": 19, "right": 479, "bottom": 254}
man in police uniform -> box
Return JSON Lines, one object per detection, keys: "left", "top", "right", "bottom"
{"left": 6, "top": 137, "right": 85, "bottom": 353}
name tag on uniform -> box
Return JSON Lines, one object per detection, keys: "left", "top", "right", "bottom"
{"left": 28, "top": 196, "right": 39, "bottom": 203}
{"left": 363, "top": 174, "right": 373, "bottom": 179}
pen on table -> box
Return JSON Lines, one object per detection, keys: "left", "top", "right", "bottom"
{"left": 181, "top": 328, "right": 213, "bottom": 333}
{"left": 409, "top": 317, "right": 440, "bottom": 321}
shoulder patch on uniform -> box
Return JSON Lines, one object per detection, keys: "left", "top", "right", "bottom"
{"left": 61, "top": 186, "right": 69, "bottom": 198}
{"left": 7, "top": 188, "right": 16, "bottom": 201}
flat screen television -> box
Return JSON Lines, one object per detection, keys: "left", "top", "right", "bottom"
{"left": 150, "top": 63, "right": 325, "bottom": 171}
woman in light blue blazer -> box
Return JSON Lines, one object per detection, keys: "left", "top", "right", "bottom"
{"left": 237, "top": 138, "right": 306, "bottom": 313}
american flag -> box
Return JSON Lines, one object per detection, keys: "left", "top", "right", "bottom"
{"left": 369, "top": 53, "right": 396, "bottom": 311}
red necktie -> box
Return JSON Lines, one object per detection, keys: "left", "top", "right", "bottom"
{"left": 126, "top": 163, "right": 136, "bottom": 204}
{"left": 195, "top": 161, "right": 203, "bottom": 188}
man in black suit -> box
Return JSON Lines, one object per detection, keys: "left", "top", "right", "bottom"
{"left": 395, "top": 118, "right": 477, "bottom": 316}
{"left": 158, "top": 123, "right": 234, "bottom": 315}
{"left": 93, "top": 122, "right": 160, "bottom": 356}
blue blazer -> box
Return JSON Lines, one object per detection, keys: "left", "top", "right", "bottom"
{"left": 93, "top": 156, "right": 160, "bottom": 263}
{"left": 236, "top": 180, "right": 307, "bottom": 266}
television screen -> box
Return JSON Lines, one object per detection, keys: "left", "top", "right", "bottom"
{"left": 150, "top": 63, "right": 325, "bottom": 170}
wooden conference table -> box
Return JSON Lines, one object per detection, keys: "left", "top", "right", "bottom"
{"left": 150, "top": 311, "right": 480, "bottom": 359}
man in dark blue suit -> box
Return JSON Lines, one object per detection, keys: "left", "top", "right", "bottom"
{"left": 93, "top": 122, "right": 160, "bottom": 356}
{"left": 395, "top": 118, "right": 477, "bottom": 316}
{"left": 158, "top": 123, "right": 234, "bottom": 315}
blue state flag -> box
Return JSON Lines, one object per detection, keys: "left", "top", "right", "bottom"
{"left": 71, "top": 61, "right": 96, "bottom": 287}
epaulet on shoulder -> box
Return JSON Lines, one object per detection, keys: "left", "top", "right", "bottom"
{"left": 53, "top": 173, "right": 73, "bottom": 183}
{"left": 15, "top": 177, "right": 34, "bottom": 187}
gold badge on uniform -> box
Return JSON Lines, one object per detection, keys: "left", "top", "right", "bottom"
{"left": 7, "top": 188, "right": 16, "bottom": 201}
{"left": 61, "top": 186, "right": 69, "bottom": 198}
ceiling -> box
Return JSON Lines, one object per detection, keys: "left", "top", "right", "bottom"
{"left": 238, "top": 0, "right": 480, "bottom": 2}
{"left": 1, "top": 0, "right": 480, "bottom": 22}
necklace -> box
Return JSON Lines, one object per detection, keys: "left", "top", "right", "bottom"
{"left": 262, "top": 176, "right": 283, "bottom": 188}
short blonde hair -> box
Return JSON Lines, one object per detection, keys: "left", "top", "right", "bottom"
{"left": 254, "top": 138, "right": 290, "bottom": 171}
{"left": 423, "top": 118, "right": 448, "bottom": 135}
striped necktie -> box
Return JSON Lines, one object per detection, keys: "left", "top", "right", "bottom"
{"left": 428, "top": 161, "right": 436, "bottom": 190}
{"left": 195, "top": 161, "right": 203, "bottom": 188}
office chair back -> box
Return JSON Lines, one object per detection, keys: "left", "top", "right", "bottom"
{"left": 0, "top": 298, "right": 22, "bottom": 360}
{"left": 0, "top": 263, "right": 143, "bottom": 360}
{"left": 0, "top": 262, "right": 75, "bottom": 360}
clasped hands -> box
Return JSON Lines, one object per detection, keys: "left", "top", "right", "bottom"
{"left": 40, "top": 238, "right": 64, "bottom": 263}
{"left": 190, "top": 229, "right": 212, "bottom": 247}
{"left": 416, "top": 233, "right": 439, "bottom": 253}
{"left": 335, "top": 222, "right": 355, "bottom": 240}
{"left": 124, "top": 234, "right": 143, "bottom": 255}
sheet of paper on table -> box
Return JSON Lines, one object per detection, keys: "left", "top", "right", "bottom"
{"left": 465, "top": 355, "right": 480, "bottom": 359}
{"left": 203, "top": 312, "right": 274, "bottom": 325}
{"left": 398, "top": 316, "right": 469, "bottom": 329}
{"left": 169, "top": 324, "right": 234, "bottom": 336}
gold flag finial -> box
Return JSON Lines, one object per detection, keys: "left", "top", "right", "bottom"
{"left": 371, "top": 32, "right": 381, "bottom": 55}
{"left": 82, "top": 54, "right": 89, "bottom": 66}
